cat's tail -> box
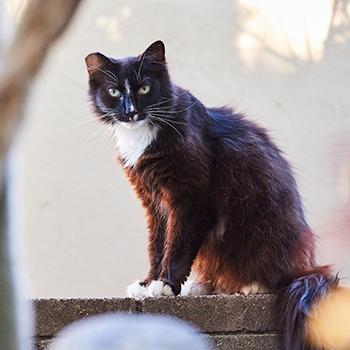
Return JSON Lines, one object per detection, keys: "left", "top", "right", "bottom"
{"left": 278, "top": 266, "right": 338, "bottom": 350}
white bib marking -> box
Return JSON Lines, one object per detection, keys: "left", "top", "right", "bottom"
{"left": 114, "top": 120, "right": 158, "bottom": 167}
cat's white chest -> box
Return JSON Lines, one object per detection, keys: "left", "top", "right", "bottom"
{"left": 113, "top": 121, "right": 158, "bottom": 167}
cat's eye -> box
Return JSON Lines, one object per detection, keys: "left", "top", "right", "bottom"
{"left": 108, "top": 88, "right": 121, "bottom": 97}
{"left": 138, "top": 85, "right": 150, "bottom": 95}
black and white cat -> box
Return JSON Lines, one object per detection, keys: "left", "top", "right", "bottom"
{"left": 86, "top": 41, "right": 337, "bottom": 350}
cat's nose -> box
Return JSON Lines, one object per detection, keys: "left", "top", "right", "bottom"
{"left": 124, "top": 97, "right": 138, "bottom": 121}
{"left": 126, "top": 111, "right": 139, "bottom": 121}
{"left": 126, "top": 109, "right": 138, "bottom": 120}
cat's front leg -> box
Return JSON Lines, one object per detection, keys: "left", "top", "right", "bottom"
{"left": 144, "top": 206, "right": 167, "bottom": 283}
{"left": 127, "top": 205, "right": 166, "bottom": 299}
{"left": 147, "top": 197, "right": 214, "bottom": 297}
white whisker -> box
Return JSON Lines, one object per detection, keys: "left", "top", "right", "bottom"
{"left": 90, "top": 66, "right": 119, "bottom": 83}
{"left": 150, "top": 114, "right": 187, "bottom": 125}
{"left": 149, "top": 115, "right": 184, "bottom": 142}
{"left": 96, "top": 125, "right": 114, "bottom": 154}
{"left": 137, "top": 54, "right": 146, "bottom": 81}
{"left": 146, "top": 100, "right": 197, "bottom": 114}
{"left": 104, "top": 78, "right": 118, "bottom": 86}
{"left": 146, "top": 91, "right": 188, "bottom": 109}
{"left": 139, "top": 77, "right": 149, "bottom": 85}
{"left": 63, "top": 118, "right": 97, "bottom": 130}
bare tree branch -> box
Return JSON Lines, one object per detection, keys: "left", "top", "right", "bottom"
{"left": 0, "top": 0, "right": 84, "bottom": 184}
{"left": 0, "top": 1, "right": 83, "bottom": 349}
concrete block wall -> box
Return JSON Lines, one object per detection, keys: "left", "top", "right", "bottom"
{"left": 34, "top": 295, "right": 280, "bottom": 350}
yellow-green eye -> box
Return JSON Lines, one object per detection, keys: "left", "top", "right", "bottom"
{"left": 138, "top": 85, "right": 150, "bottom": 95}
{"left": 108, "top": 88, "right": 121, "bottom": 97}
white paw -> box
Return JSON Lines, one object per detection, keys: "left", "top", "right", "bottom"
{"left": 240, "top": 282, "right": 268, "bottom": 296}
{"left": 147, "top": 280, "right": 174, "bottom": 297}
{"left": 181, "top": 280, "right": 211, "bottom": 296}
{"left": 126, "top": 281, "right": 148, "bottom": 300}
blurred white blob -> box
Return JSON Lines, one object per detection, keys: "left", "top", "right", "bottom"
{"left": 49, "top": 313, "right": 212, "bottom": 350}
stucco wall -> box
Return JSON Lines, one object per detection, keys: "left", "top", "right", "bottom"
{"left": 11, "top": 0, "right": 350, "bottom": 297}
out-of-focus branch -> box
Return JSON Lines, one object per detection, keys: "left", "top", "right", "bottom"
{"left": 0, "top": 0, "right": 83, "bottom": 185}
{"left": 0, "top": 1, "right": 83, "bottom": 349}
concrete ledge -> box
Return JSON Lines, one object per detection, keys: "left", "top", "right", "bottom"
{"left": 35, "top": 298, "right": 139, "bottom": 336}
{"left": 34, "top": 294, "right": 280, "bottom": 350}
{"left": 142, "top": 294, "right": 277, "bottom": 333}
{"left": 210, "top": 334, "right": 280, "bottom": 350}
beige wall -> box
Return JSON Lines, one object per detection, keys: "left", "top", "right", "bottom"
{"left": 12, "top": 0, "right": 350, "bottom": 297}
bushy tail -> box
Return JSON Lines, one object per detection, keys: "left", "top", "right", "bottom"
{"left": 278, "top": 266, "right": 338, "bottom": 350}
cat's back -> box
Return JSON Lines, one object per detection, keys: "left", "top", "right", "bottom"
{"left": 206, "top": 106, "right": 270, "bottom": 152}
{"left": 206, "top": 106, "right": 297, "bottom": 191}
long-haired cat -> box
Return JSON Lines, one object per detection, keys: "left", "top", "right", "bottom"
{"left": 85, "top": 41, "right": 337, "bottom": 350}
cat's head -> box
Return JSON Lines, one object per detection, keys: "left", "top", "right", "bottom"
{"left": 85, "top": 40, "right": 172, "bottom": 127}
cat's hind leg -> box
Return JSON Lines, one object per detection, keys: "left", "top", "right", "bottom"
{"left": 180, "top": 279, "right": 213, "bottom": 296}
{"left": 239, "top": 282, "right": 269, "bottom": 295}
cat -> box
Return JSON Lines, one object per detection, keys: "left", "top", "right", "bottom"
{"left": 85, "top": 41, "right": 337, "bottom": 350}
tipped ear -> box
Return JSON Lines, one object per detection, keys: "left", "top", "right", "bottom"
{"left": 141, "top": 40, "right": 165, "bottom": 63}
{"left": 85, "top": 52, "right": 110, "bottom": 77}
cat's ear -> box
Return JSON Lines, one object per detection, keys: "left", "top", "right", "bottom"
{"left": 85, "top": 52, "right": 110, "bottom": 77}
{"left": 141, "top": 40, "right": 165, "bottom": 64}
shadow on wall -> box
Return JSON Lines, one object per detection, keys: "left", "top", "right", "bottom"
{"left": 235, "top": 0, "right": 350, "bottom": 68}
{"left": 231, "top": 0, "right": 350, "bottom": 278}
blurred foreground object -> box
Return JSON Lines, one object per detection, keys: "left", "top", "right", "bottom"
{"left": 0, "top": 0, "right": 83, "bottom": 185}
{"left": 307, "top": 287, "right": 350, "bottom": 349}
{"left": 0, "top": 0, "right": 83, "bottom": 349}
{"left": 49, "top": 313, "right": 212, "bottom": 350}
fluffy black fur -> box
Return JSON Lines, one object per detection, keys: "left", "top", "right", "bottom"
{"left": 85, "top": 41, "right": 337, "bottom": 349}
